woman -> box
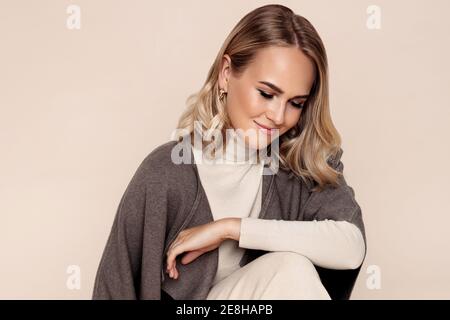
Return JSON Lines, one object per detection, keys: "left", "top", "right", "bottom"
{"left": 92, "top": 4, "right": 367, "bottom": 300}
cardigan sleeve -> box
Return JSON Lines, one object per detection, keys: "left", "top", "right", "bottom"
{"left": 240, "top": 147, "right": 367, "bottom": 271}
{"left": 92, "top": 153, "right": 168, "bottom": 300}
{"left": 238, "top": 218, "right": 365, "bottom": 270}
{"left": 304, "top": 148, "right": 367, "bottom": 251}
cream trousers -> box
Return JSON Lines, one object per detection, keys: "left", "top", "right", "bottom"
{"left": 206, "top": 251, "right": 331, "bottom": 300}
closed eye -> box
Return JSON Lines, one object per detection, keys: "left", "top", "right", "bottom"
{"left": 257, "top": 89, "right": 305, "bottom": 109}
{"left": 291, "top": 101, "right": 305, "bottom": 109}
{"left": 258, "top": 89, "right": 274, "bottom": 99}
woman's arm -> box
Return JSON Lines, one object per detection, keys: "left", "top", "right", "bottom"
{"left": 223, "top": 217, "right": 365, "bottom": 270}
{"left": 92, "top": 153, "right": 168, "bottom": 299}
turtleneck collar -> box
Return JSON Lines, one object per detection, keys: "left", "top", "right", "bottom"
{"left": 192, "top": 130, "right": 261, "bottom": 165}
{"left": 221, "top": 132, "right": 259, "bottom": 164}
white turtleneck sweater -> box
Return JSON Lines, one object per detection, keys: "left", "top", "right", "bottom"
{"left": 192, "top": 136, "right": 365, "bottom": 286}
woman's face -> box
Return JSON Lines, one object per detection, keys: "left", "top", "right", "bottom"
{"left": 218, "top": 45, "right": 316, "bottom": 150}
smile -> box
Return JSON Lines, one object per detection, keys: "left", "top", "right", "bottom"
{"left": 254, "top": 120, "right": 276, "bottom": 135}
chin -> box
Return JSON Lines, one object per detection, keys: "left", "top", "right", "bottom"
{"left": 232, "top": 122, "right": 280, "bottom": 150}
{"left": 244, "top": 130, "right": 275, "bottom": 150}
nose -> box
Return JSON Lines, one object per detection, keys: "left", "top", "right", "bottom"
{"left": 265, "top": 101, "right": 286, "bottom": 126}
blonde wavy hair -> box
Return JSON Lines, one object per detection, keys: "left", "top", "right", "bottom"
{"left": 176, "top": 4, "right": 344, "bottom": 192}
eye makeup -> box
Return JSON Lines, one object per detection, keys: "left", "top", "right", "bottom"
{"left": 257, "top": 89, "right": 305, "bottom": 109}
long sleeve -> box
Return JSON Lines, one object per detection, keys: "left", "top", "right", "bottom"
{"left": 238, "top": 147, "right": 367, "bottom": 272}
{"left": 92, "top": 152, "right": 168, "bottom": 299}
{"left": 238, "top": 217, "right": 365, "bottom": 270}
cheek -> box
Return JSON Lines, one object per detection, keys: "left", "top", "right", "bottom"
{"left": 227, "top": 87, "right": 261, "bottom": 119}
{"left": 244, "top": 92, "right": 263, "bottom": 116}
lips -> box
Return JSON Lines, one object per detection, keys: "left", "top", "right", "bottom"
{"left": 254, "top": 120, "right": 276, "bottom": 134}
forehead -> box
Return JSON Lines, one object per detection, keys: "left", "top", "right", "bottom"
{"left": 244, "top": 46, "right": 316, "bottom": 95}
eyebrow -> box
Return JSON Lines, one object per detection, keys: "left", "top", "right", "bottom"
{"left": 258, "top": 81, "right": 309, "bottom": 99}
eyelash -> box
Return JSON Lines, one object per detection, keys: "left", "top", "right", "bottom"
{"left": 257, "top": 89, "right": 305, "bottom": 109}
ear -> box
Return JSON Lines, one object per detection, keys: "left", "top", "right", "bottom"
{"left": 218, "top": 54, "right": 231, "bottom": 91}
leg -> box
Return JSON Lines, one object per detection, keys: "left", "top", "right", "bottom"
{"left": 206, "top": 251, "right": 331, "bottom": 300}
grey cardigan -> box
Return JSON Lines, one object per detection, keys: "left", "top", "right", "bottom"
{"left": 92, "top": 139, "right": 367, "bottom": 300}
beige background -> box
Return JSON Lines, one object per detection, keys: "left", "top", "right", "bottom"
{"left": 1, "top": 0, "right": 449, "bottom": 299}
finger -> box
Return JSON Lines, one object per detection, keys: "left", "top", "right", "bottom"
{"left": 172, "top": 267, "right": 177, "bottom": 279}
{"left": 166, "top": 255, "right": 172, "bottom": 271}
{"left": 166, "top": 242, "right": 183, "bottom": 270}
{"left": 167, "top": 250, "right": 176, "bottom": 270}
{"left": 181, "top": 250, "right": 204, "bottom": 265}
{"left": 174, "top": 267, "right": 179, "bottom": 279}
{"left": 168, "top": 264, "right": 174, "bottom": 276}
{"left": 167, "top": 250, "right": 180, "bottom": 277}
{"left": 169, "top": 264, "right": 178, "bottom": 279}
{"left": 166, "top": 242, "right": 177, "bottom": 270}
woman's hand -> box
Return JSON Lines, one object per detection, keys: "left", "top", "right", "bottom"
{"left": 165, "top": 218, "right": 241, "bottom": 280}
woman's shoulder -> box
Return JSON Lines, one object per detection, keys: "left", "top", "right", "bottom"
{"left": 139, "top": 140, "right": 179, "bottom": 169}
{"left": 272, "top": 146, "right": 345, "bottom": 192}
{"left": 135, "top": 139, "right": 195, "bottom": 183}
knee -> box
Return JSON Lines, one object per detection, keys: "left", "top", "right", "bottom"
{"left": 262, "top": 252, "right": 326, "bottom": 287}
{"left": 262, "top": 251, "right": 318, "bottom": 274}
{"left": 250, "top": 252, "right": 331, "bottom": 300}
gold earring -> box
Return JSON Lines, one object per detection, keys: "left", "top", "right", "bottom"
{"left": 219, "top": 88, "right": 227, "bottom": 102}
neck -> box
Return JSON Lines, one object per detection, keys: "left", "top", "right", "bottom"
{"left": 221, "top": 133, "right": 258, "bottom": 164}
{"left": 192, "top": 129, "right": 261, "bottom": 165}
